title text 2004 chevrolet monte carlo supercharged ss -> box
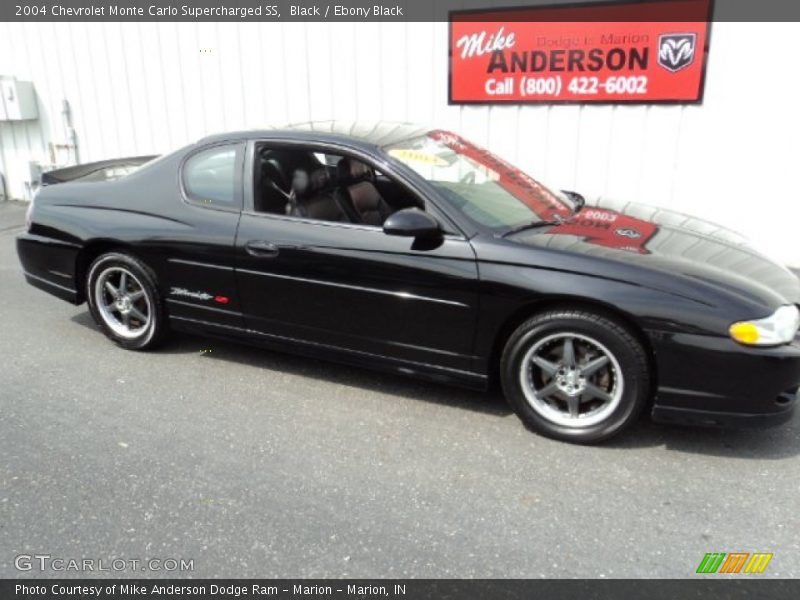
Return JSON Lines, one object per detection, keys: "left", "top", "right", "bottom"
{"left": 17, "top": 122, "right": 800, "bottom": 443}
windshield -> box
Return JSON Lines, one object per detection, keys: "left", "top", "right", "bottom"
{"left": 384, "top": 130, "right": 572, "bottom": 233}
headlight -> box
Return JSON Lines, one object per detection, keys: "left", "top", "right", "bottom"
{"left": 25, "top": 197, "right": 34, "bottom": 231}
{"left": 25, "top": 187, "right": 39, "bottom": 232}
{"left": 729, "top": 305, "right": 800, "bottom": 346}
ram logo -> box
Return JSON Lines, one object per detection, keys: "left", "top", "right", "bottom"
{"left": 658, "top": 33, "right": 697, "bottom": 73}
{"left": 615, "top": 227, "right": 642, "bottom": 239}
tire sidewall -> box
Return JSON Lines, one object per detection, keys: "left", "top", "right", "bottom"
{"left": 502, "top": 313, "right": 649, "bottom": 443}
{"left": 86, "top": 252, "right": 163, "bottom": 350}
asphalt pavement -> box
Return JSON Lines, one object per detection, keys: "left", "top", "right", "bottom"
{"left": 1, "top": 200, "right": 799, "bottom": 578}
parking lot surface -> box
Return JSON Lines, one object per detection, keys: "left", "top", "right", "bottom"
{"left": 1, "top": 201, "right": 799, "bottom": 578}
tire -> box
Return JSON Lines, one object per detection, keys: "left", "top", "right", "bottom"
{"left": 85, "top": 252, "right": 168, "bottom": 350}
{"left": 500, "top": 309, "right": 650, "bottom": 444}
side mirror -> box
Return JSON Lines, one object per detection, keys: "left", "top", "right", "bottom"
{"left": 561, "top": 189, "right": 585, "bottom": 210}
{"left": 383, "top": 208, "right": 441, "bottom": 239}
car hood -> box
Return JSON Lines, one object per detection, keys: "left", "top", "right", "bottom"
{"left": 511, "top": 197, "right": 800, "bottom": 308}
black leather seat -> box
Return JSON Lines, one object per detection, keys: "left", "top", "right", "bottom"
{"left": 256, "top": 156, "right": 292, "bottom": 214}
{"left": 290, "top": 168, "right": 350, "bottom": 222}
{"left": 335, "top": 158, "right": 392, "bottom": 226}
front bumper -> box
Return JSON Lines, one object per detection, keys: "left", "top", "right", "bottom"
{"left": 648, "top": 329, "right": 800, "bottom": 429}
{"left": 652, "top": 397, "right": 796, "bottom": 429}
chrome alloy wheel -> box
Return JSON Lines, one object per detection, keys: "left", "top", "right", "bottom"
{"left": 93, "top": 266, "right": 152, "bottom": 339}
{"left": 519, "top": 332, "right": 624, "bottom": 428}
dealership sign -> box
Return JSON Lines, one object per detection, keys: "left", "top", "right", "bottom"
{"left": 450, "top": 0, "right": 711, "bottom": 104}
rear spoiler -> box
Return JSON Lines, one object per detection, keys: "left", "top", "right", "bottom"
{"left": 41, "top": 155, "right": 158, "bottom": 185}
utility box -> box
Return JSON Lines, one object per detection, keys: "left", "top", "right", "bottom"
{"left": 0, "top": 79, "right": 38, "bottom": 121}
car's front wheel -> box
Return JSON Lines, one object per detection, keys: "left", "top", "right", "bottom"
{"left": 86, "top": 252, "right": 167, "bottom": 350}
{"left": 501, "top": 309, "right": 650, "bottom": 443}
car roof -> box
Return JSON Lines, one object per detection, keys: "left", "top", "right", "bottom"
{"left": 198, "top": 121, "right": 433, "bottom": 149}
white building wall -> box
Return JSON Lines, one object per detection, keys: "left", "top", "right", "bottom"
{"left": 0, "top": 21, "right": 798, "bottom": 267}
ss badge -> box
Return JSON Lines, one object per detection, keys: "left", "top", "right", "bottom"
{"left": 657, "top": 33, "right": 697, "bottom": 73}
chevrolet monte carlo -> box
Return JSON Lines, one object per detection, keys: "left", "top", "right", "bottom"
{"left": 17, "top": 122, "right": 800, "bottom": 443}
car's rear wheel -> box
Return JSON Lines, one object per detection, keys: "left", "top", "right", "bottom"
{"left": 86, "top": 252, "right": 167, "bottom": 350}
{"left": 500, "top": 309, "right": 650, "bottom": 444}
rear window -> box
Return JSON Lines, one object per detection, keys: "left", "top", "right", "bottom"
{"left": 183, "top": 144, "right": 242, "bottom": 207}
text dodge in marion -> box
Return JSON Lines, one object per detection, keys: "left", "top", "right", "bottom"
{"left": 16, "top": 583, "right": 405, "bottom": 596}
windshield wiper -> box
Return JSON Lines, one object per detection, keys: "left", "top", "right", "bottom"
{"left": 500, "top": 190, "right": 586, "bottom": 238}
{"left": 501, "top": 218, "right": 563, "bottom": 238}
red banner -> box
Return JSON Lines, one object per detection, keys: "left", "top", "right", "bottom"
{"left": 450, "top": 0, "right": 711, "bottom": 104}
{"left": 427, "top": 129, "right": 659, "bottom": 253}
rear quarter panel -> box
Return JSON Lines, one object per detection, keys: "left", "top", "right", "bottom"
{"left": 18, "top": 146, "right": 242, "bottom": 319}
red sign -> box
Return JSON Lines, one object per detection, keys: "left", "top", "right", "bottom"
{"left": 450, "top": 0, "right": 711, "bottom": 104}
{"left": 427, "top": 129, "right": 659, "bottom": 253}
{"left": 551, "top": 210, "right": 659, "bottom": 254}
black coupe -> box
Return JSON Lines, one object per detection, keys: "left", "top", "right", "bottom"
{"left": 17, "top": 121, "right": 800, "bottom": 443}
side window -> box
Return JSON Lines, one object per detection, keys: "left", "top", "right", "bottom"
{"left": 313, "top": 152, "right": 342, "bottom": 168}
{"left": 253, "top": 145, "right": 427, "bottom": 228}
{"left": 183, "top": 144, "right": 243, "bottom": 208}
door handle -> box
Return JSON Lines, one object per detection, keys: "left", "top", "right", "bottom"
{"left": 245, "top": 241, "right": 280, "bottom": 258}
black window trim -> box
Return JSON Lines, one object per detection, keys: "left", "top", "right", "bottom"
{"left": 242, "top": 138, "right": 467, "bottom": 239}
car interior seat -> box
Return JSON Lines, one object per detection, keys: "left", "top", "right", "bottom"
{"left": 256, "top": 155, "right": 293, "bottom": 214}
{"left": 289, "top": 168, "right": 350, "bottom": 222}
{"left": 335, "top": 158, "right": 392, "bottom": 226}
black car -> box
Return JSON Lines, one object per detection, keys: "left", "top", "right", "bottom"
{"left": 17, "top": 121, "right": 800, "bottom": 443}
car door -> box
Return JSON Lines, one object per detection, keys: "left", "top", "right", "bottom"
{"left": 157, "top": 142, "right": 245, "bottom": 330}
{"left": 234, "top": 206, "right": 479, "bottom": 375}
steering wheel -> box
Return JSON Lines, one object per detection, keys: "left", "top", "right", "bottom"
{"left": 459, "top": 171, "right": 476, "bottom": 184}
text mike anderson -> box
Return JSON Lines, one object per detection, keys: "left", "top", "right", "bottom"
{"left": 44, "top": 4, "right": 404, "bottom": 18}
